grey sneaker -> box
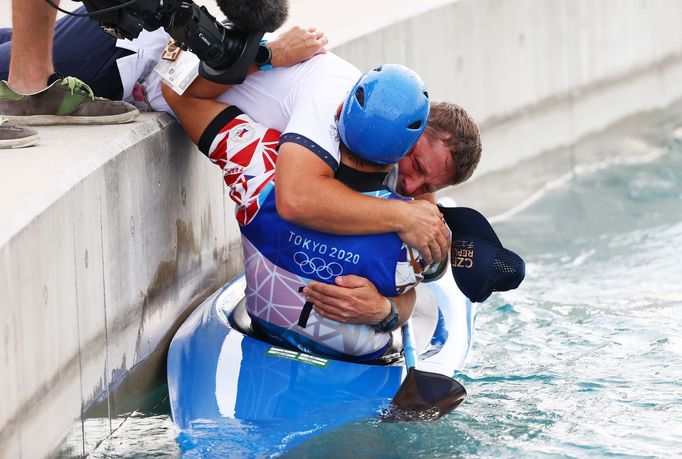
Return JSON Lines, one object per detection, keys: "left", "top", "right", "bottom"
{"left": 0, "top": 76, "right": 139, "bottom": 126}
{"left": 0, "top": 116, "right": 39, "bottom": 149}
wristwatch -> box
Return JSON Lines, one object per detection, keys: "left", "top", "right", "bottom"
{"left": 254, "top": 40, "right": 273, "bottom": 71}
{"left": 373, "top": 298, "right": 400, "bottom": 333}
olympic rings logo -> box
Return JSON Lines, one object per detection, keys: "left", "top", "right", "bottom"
{"left": 293, "top": 251, "right": 343, "bottom": 280}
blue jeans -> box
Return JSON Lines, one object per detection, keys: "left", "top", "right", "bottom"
{"left": 0, "top": 7, "right": 130, "bottom": 99}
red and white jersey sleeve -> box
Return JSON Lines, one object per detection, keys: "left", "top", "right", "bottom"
{"left": 203, "top": 113, "right": 282, "bottom": 226}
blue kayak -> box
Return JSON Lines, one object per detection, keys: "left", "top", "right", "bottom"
{"left": 167, "top": 265, "right": 476, "bottom": 453}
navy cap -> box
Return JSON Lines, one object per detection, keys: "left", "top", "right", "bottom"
{"left": 440, "top": 206, "right": 525, "bottom": 303}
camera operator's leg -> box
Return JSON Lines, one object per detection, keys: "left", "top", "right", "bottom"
{"left": 0, "top": 0, "right": 138, "bottom": 148}
{"left": 0, "top": 8, "right": 130, "bottom": 100}
{"left": 0, "top": 0, "right": 54, "bottom": 148}
{"left": 7, "top": 0, "right": 57, "bottom": 93}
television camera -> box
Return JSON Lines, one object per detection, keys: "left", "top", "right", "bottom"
{"left": 44, "top": 0, "right": 288, "bottom": 83}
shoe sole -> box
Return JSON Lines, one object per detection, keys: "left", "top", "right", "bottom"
{"left": 0, "top": 133, "right": 40, "bottom": 149}
{"left": 3, "top": 109, "right": 140, "bottom": 126}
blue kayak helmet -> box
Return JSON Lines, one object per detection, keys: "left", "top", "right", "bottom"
{"left": 338, "top": 64, "right": 430, "bottom": 165}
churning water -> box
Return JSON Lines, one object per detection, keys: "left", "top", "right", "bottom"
{"left": 90, "top": 120, "right": 682, "bottom": 458}
{"left": 281, "top": 121, "right": 682, "bottom": 459}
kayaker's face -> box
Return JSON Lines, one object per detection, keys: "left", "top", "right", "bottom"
{"left": 397, "top": 135, "right": 455, "bottom": 197}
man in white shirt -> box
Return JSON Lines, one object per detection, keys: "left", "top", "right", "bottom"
{"left": 148, "top": 35, "right": 480, "bottom": 267}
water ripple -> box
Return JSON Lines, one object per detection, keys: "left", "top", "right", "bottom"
{"left": 92, "top": 121, "right": 682, "bottom": 458}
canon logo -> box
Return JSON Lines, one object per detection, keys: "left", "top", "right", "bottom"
{"left": 198, "top": 32, "right": 211, "bottom": 46}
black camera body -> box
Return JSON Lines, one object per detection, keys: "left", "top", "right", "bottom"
{"left": 79, "top": 0, "right": 164, "bottom": 40}
{"left": 78, "top": 0, "right": 266, "bottom": 84}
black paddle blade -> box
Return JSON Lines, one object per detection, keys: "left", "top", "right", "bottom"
{"left": 381, "top": 367, "right": 467, "bottom": 422}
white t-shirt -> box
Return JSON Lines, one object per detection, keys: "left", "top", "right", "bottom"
{"left": 217, "top": 53, "right": 361, "bottom": 170}
{"left": 115, "top": 29, "right": 169, "bottom": 113}
{"left": 117, "top": 30, "right": 361, "bottom": 170}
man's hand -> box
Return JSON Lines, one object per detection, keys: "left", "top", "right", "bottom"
{"left": 270, "top": 26, "right": 328, "bottom": 68}
{"left": 304, "top": 275, "right": 390, "bottom": 324}
{"left": 396, "top": 200, "right": 451, "bottom": 265}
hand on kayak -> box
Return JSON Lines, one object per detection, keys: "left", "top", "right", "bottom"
{"left": 270, "top": 26, "right": 328, "bottom": 68}
{"left": 397, "top": 200, "right": 451, "bottom": 265}
{"left": 304, "top": 275, "right": 390, "bottom": 325}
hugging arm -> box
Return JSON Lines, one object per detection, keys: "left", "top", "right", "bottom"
{"left": 303, "top": 276, "right": 415, "bottom": 328}
{"left": 161, "top": 25, "right": 328, "bottom": 143}
{"left": 275, "top": 146, "right": 450, "bottom": 264}
{"left": 186, "top": 26, "right": 328, "bottom": 100}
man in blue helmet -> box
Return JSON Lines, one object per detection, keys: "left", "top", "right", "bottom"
{"left": 162, "top": 64, "right": 439, "bottom": 360}
{"left": 153, "top": 28, "right": 480, "bottom": 331}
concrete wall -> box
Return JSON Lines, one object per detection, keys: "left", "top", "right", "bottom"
{"left": 0, "top": 116, "right": 243, "bottom": 457}
{"left": 331, "top": 0, "right": 682, "bottom": 179}
{"left": 1, "top": 0, "right": 682, "bottom": 457}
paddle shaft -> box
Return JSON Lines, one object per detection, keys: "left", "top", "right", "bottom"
{"left": 402, "top": 319, "right": 418, "bottom": 370}
{"left": 385, "top": 317, "right": 467, "bottom": 421}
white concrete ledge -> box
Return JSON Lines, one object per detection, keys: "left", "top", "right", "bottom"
{"left": 2, "top": 0, "right": 682, "bottom": 456}
{"left": 0, "top": 115, "right": 243, "bottom": 456}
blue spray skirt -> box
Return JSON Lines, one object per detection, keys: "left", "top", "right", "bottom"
{"left": 167, "top": 265, "right": 476, "bottom": 452}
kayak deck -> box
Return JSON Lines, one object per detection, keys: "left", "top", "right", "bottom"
{"left": 167, "top": 265, "right": 476, "bottom": 450}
